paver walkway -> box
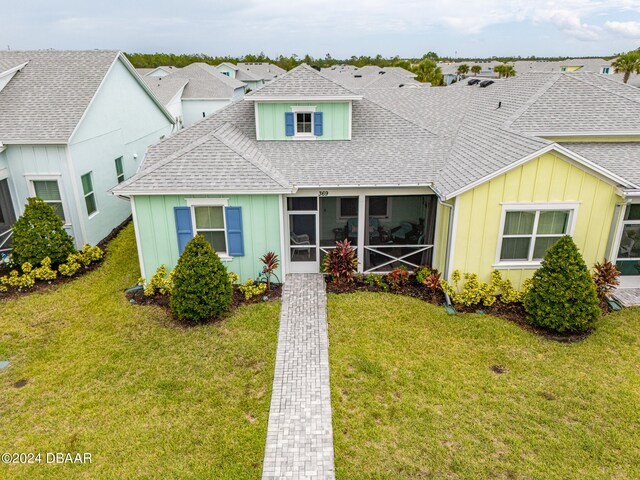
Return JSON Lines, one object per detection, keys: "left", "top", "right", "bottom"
{"left": 262, "top": 273, "right": 335, "bottom": 479}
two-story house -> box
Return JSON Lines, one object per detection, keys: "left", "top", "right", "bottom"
{"left": 0, "top": 50, "right": 175, "bottom": 253}
{"left": 114, "top": 65, "right": 640, "bottom": 302}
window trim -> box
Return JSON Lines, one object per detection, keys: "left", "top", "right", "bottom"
{"left": 115, "top": 157, "right": 125, "bottom": 184}
{"left": 26, "top": 175, "right": 70, "bottom": 226}
{"left": 290, "top": 106, "right": 317, "bottom": 138}
{"left": 81, "top": 172, "right": 98, "bottom": 218}
{"left": 494, "top": 202, "right": 579, "bottom": 268}
{"left": 186, "top": 198, "right": 232, "bottom": 260}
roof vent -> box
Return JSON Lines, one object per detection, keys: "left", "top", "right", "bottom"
{"left": 467, "top": 78, "right": 480, "bottom": 86}
{"left": 354, "top": 74, "right": 362, "bottom": 78}
{"left": 479, "top": 80, "right": 494, "bottom": 88}
{"left": 399, "top": 84, "right": 405, "bottom": 87}
{"left": 310, "top": 65, "right": 321, "bottom": 71}
{"left": 379, "top": 71, "right": 385, "bottom": 75}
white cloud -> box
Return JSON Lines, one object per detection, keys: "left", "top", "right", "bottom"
{"left": 604, "top": 20, "right": 640, "bottom": 37}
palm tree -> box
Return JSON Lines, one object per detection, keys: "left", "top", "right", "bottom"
{"left": 471, "top": 65, "right": 482, "bottom": 76}
{"left": 612, "top": 51, "right": 640, "bottom": 84}
{"left": 456, "top": 64, "right": 469, "bottom": 75}
{"left": 494, "top": 64, "right": 516, "bottom": 78}
{"left": 413, "top": 59, "right": 443, "bottom": 86}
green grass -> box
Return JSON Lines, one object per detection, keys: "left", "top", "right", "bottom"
{"left": 0, "top": 225, "right": 279, "bottom": 479}
{"left": 328, "top": 292, "right": 640, "bottom": 479}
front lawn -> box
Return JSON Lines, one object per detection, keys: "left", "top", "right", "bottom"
{"left": 0, "top": 225, "right": 279, "bottom": 479}
{"left": 328, "top": 292, "right": 640, "bottom": 479}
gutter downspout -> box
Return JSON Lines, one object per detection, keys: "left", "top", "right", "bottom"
{"left": 437, "top": 197, "right": 455, "bottom": 307}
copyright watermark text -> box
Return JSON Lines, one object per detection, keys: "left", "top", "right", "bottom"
{"left": 2, "top": 452, "right": 92, "bottom": 464}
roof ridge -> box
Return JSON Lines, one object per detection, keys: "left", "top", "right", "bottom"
{"left": 212, "top": 123, "right": 292, "bottom": 189}
{"left": 359, "top": 94, "right": 439, "bottom": 137}
{"left": 501, "top": 73, "right": 562, "bottom": 130}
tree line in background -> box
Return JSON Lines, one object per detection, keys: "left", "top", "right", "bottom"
{"left": 126, "top": 49, "right": 639, "bottom": 86}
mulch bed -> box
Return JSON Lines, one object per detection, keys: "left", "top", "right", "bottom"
{"left": 0, "top": 217, "right": 131, "bottom": 302}
{"left": 325, "top": 275, "right": 594, "bottom": 343}
{"left": 126, "top": 283, "right": 283, "bottom": 325}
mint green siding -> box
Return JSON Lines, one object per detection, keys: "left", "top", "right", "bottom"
{"left": 257, "top": 102, "right": 350, "bottom": 140}
{"left": 133, "top": 194, "right": 282, "bottom": 283}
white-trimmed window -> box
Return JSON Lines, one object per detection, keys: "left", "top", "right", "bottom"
{"left": 115, "top": 157, "right": 125, "bottom": 184}
{"left": 31, "top": 179, "right": 66, "bottom": 222}
{"left": 338, "top": 197, "right": 358, "bottom": 218}
{"left": 81, "top": 172, "right": 97, "bottom": 216}
{"left": 291, "top": 106, "right": 316, "bottom": 137}
{"left": 187, "top": 198, "right": 229, "bottom": 257}
{"left": 368, "top": 196, "right": 391, "bottom": 218}
{"left": 496, "top": 203, "right": 578, "bottom": 266}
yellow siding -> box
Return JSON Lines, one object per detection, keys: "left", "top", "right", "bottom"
{"left": 451, "top": 152, "right": 621, "bottom": 288}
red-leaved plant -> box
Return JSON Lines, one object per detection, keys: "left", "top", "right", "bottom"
{"left": 592, "top": 260, "right": 620, "bottom": 301}
{"left": 424, "top": 271, "right": 442, "bottom": 302}
{"left": 260, "top": 251, "right": 280, "bottom": 290}
{"left": 322, "top": 239, "right": 359, "bottom": 285}
{"left": 386, "top": 266, "right": 410, "bottom": 290}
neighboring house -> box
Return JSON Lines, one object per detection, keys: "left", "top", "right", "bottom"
{"left": 0, "top": 50, "right": 175, "bottom": 253}
{"left": 322, "top": 66, "right": 421, "bottom": 89}
{"left": 140, "top": 66, "right": 180, "bottom": 78}
{"left": 440, "top": 58, "right": 640, "bottom": 87}
{"left": 215, "top": 62, "right": 265, "bottom": 91}
{"left": 141, "top": 63, "right": 246, "bottom": 127}
{"left": 114, "top": 65, "right": 640, "bottom": 295}
{"left": 238, "top": 62, "right": 286, "bottom": 82}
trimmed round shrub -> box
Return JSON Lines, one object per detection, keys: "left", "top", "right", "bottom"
{"left": 523, "top": 236, "right": 600, "bottom": 333}
{"left": 11, "top": 197, "right": 75, "bottom": 266}
{"left": 169, "top": 235, "right": 232, "bottom": 322}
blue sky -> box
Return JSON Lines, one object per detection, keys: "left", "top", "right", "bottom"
{"left": 2, "top": 0, "right": 640, "bottom": 58}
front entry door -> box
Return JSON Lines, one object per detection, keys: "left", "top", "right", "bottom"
{"left": 286, "top": 197, "right": 318, "bottom": 273}
{"left": 0, "top": 179, "right": 16, "bottom": 252}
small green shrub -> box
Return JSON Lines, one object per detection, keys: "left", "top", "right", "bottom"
{"left": 239, "top": 278, "right": 267, "bottom": 300}
{"left": 415, "top": 266, "right": 431, "bottom": 284}
{"left": 524, "top": 236, "right": 600, "bottom": 333}
{"left": 11, "top": 197, "right": 75, "bottom": 266}
{"left": 0, "top": 269, "right": 35, "bottom": 290}
{"left": 365, "top": 273, "right": 388, "bottom": 291}
{"left": 441, "top": 270, "right": 496, "bottom": 306}
{"left": 58, "top": 245, "right": 103, "bottom": 277}
{"left": 32, "top": 257, "right": 57, "bottom": 281}
{"left": 228, "top": 271, "right": 239, "bottom": 284}
{"left": 170, "top": 235, "right": 232, "bottom": 322}
{"left": 144, "top": 265, "right": 174, "bottom": 297}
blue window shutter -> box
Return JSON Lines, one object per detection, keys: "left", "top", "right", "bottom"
{"left": 314, "top": 111, "right": 323, "bottom": 136}
{"left": 285, "top": 112, "right": 295, "bottom": 137}
{"left": 174, "top": 207, "right": 193, "bottom": 254}
{"left": 225, "top": 206, "right": 244, "bottom": 256}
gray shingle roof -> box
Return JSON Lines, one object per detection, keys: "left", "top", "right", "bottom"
{"left": 0, "top": 50, "right": 120, "bottom": 143}
{"left": 141, "top": 75, "right": 189, "bottom": 105}
{"left": 169, "top": 63, "right": 245, "bottom": 99}
{"left": 559, "top": 142, "right": 640, "bottom": 187}
{"left": 237, "top": 62, "right": 286, "bottom": 81}
{"left": 115, "top": 67, "right": 640, "bottom": 197}
{"left": 247, "top": 64, "right": 360, "bottom": 99}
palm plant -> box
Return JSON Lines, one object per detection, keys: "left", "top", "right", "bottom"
{"left": 494, "top": 64, "right": 516, "bottom": 78}
{"left": 456, "top": 64, "right": 469, "bottom": 75}
{"left": 471, "top": 65, "right": 482, "bottom": 75}
{"left": 413, "top": 59, "right": 443, "bottom": 86}
{"left": 612, "top": 51, "right": 640, "bottom": 84}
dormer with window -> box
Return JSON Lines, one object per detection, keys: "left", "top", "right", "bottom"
{"left": 244, "top": 64, "right": 362, "bottom": 141}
